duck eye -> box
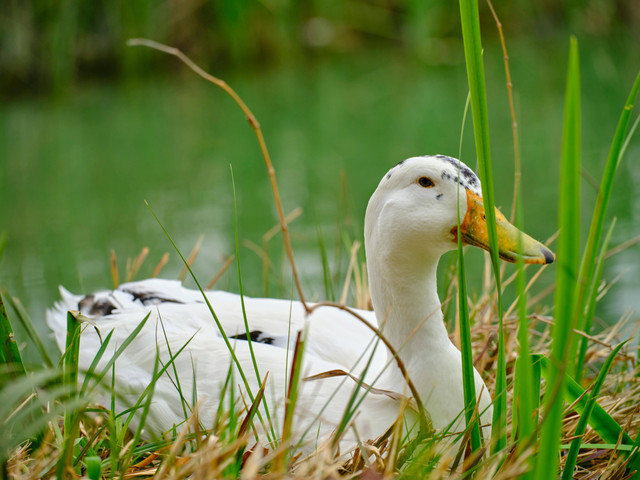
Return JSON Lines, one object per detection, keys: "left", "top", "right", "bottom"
{"left": 418, "top": 176, "right": 434, "bottom": 188}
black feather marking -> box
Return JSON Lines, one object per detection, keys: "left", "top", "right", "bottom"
{"left": 122, "top": 289, "right": 188, "bottom": 306}
{"left": 78, "top": 295, "right": 116, "bottom": 316}
{"left": 436, "top": 193, "right": 443, "bottom": 200}
{"left": 78, "top": 295, "right": 94, "bottom": 312}
{"left": 230, "top": 330, "right": 275, "bottom": 345}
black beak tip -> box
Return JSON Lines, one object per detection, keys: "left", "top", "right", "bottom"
{"left": 541, "top": 246, "right": 555, "bottom": 264}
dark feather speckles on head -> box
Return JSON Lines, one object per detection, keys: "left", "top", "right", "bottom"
{"left": 386, "top": 159, "right": 406, "bottom": 179}
{"left": 432, "top": 155, "right": 480, "bottom": 194}
{"left": 385, "top": 155, "right": 481, "bottom": 195}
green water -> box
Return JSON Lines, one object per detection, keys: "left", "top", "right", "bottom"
{"left": 1, "top": 42, "right": 638, "bottom": 362}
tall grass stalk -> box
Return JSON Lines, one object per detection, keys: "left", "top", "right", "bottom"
{"left": 230, "top": 167, "right": 268, "bottom": 403}
{"left": 57, "top": 312, "right": 82, "bottom": 480}
{"left": 459, "top": 0, "right": 507, "bottom": 452}
{"left": 574, "top": 71, "right": 640, "bottom": 382}
{"left": 0, "top": 291, "right": 25, "bottom": 378}
{"left": 277, "top": 331, "right": 305, "bottom": 470}
{"left": 535, "top": 38, "right": 581, "bottom": 478}
{"left": 513, "top": 184, "right": 535, "bottom": 480}
{"left": 157, "top": 319, "right": 194, "bottom": 430}
{"left": 561, "top": 341, "right": 626, "bottom": 480}
{"left": 230, "top": 165, "right": 280, "bottom": 444}
{"left": 456, "top": 171, "right": 482, "bottom": 452}
{"left": 6, "top": 294, "right": 54, "bottom": 368}
{"left": 62, "top": 312, "right": 80, "bottom": 436}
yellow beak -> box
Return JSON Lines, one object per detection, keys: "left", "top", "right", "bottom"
{"left": 455, "top": 190, "right": 554, "bottom": 265}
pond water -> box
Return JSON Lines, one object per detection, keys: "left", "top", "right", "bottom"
{"left": 1, "top": 39, "right": 639, "bottom": 363}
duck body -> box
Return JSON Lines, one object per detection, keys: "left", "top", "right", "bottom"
{"left": 47, "top": 155, "right": 553, "bottom": 452}
{"left": 48, "top": 279, "right": 404, "bottom": 448}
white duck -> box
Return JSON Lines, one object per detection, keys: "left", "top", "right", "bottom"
{"left": 48, "top": 155, "right": 553, "bottom": 453}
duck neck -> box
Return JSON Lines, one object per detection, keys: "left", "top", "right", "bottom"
{"left": 367, "top": 250, "right": 451, "bottom": 368}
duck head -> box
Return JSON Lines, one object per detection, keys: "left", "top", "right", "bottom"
{"left": 364, "top": 155, "right": 554, "bottom": 266}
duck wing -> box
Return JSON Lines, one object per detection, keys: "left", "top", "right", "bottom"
{"left": 46, "top": 279, "right": 396, "bottom": 446}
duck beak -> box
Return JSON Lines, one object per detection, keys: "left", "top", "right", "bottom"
{"left": 456, "top": 190, "right": 555, "bottom": 265}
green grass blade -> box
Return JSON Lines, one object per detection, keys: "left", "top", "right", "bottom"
{"left": 535, "top": 36, "right": 582, "bottom": 480}
{"left": 561, "top": 341, "right": 626, "bottom": 480}
{"left": 85, "top": 456, "right": 102, "bottom": 480}
{"left": 63, "top": 312, "right": 81, "bottom": 435}
{"left": 620, "top": 112, "right": 640, "bottom": 159}
{"left": 57, "top": 312, "right": 83, "bottom": 480}
{"left": 214, "top": 361, "right": 234, "bottom": 434}
{"left": 575, "top": 218, "right": 617, "bottom": 379}
{"left": 531, "top": 356, "right": 541, "bottom": 426}
{"left": 0, "top": 368, "right": 57, "bottom": 419}
{"left": 628, "top": 432, "right": 640, "bottom": 478}
{"left": 157, "top": 317, "right": 194, "bottom": 426}
{"left": 228, "top": 367, "right": 237, "bottom": 441}
{"left": 88, "top": 312, "right": 151, "bottom": 395}
{"left": 574, "top": 71, "right": 640, "bottom": 381}
{"left": 564, "top": 374, "right": 632, "bottom": 446}
{"left": 0, "top": 291, "right": 26, "bottom": 378}
{"left": 536, "top": 355, "right": 633, "bottom": 446}
{"left": 128, "top": 349, "right": 160, "bottom": 461}
{"left": 5, "top": 294, "right": 54, "bottom": 368}
{"left": 230, "top": 167, "right": 262, "bottom": 384}
{"left": 120, "top": 332, "right": 197, "bottom": 434}
{"left": 145, "top": 201, "right": 275, "bottom": 443}
{"left": 317, "top": 226, "right": 334, "bottom": 302}
{"left": 560, "top": 443, "right": 634, "bottom": 451}
{"left": 80, "top": 329, "right": 114, "bottom": 396}
{"left": 4, "top": 383, "right": 72, "bottom": 434}
{"left": 459, "top": 0, "right": 506, "bottom": 452}
{"left": 456, "top": 219, "right": 481, "bottom": 451}
{"left": 1, "top": 379, "right": 78, "bottom": 468}
{"left": 458, "top": 91, "right": 472, "bottom": 160}
{"left": 512, "top": 161, "right": 536, "bottom": 480}
{"left": 238, "top": 372, "right": 269, "bottom": 439}
{"left": 278, "top": 330, "right": 306, "bottom": 468}
{"left": 230, "top": 166, "right": 278, "bottom": 443}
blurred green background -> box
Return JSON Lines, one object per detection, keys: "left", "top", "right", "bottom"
{"left": 1, "top": 0, "right": 639, "bottom": 362}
